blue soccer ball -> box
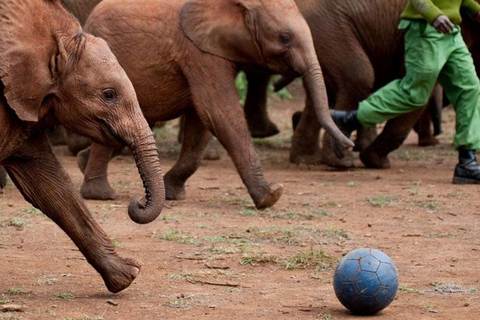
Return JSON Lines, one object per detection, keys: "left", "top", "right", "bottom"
{"left": 333, "top": 248, "right": 399, "bottom": 315}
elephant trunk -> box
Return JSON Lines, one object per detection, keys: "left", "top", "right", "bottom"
{"left": 303, "top": 62, "right": 354, "bottom": 149}
{"left": 124, "top": 127, "right": 165, "bottom": 224}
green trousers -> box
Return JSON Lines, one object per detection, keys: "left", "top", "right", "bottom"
{"left": 357, "top": 19, "right": 480, "bottom": 150}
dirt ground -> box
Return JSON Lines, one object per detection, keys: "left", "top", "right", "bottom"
{"left": 1, "top": 82, "right": 480, "bottom": 320}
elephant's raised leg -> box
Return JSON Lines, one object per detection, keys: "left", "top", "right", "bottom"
{"left": 0, "top": 166, "right": 7, "bottom": 189}
{"left": 244, "top": 71, "right": 279, "bottom": 138}
{"left": 360, "top": 107, "right": 426, "bottom": 168}
{"left": 80, "top": 143, "right": 116, "bottom": 200}
{"left": 354, "top": 127, "right": 378, "bottom": 151}
{"left": 4, "top": 137, "right": 139, "bottom": 293}
{"left": 290, "top": 97, "right": 322, "bottom": 164}
{"left": 188, "top": 64, "right": 283, "bottom": 209}
{"left": 164, "top": 111, "right": 214, "bottom": 200}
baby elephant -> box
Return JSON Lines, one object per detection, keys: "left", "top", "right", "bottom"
{"left": 78, "top": 0, "right": 353, "bottom": 208}
{"left": 0, "top": 0, "right": 165, "bottom": 292}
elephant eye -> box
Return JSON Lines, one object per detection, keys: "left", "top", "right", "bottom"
{"left": 279, "top": 33, "right": 292, "bottom": 45}
{"left": 102, "top": 89, "right": 117, "bottom": 102}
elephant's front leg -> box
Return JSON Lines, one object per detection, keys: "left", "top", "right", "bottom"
{"left": 4, "top": 137, "right": 139, "bottom": 293}
{"left": 0, "top": 166, "right": 7, "bottom": 189}
{"left": 244, "top": 70, "right": 279, "bottom": 138}
{"left": 360, "top": 107, "right": 426, "bottom": 169}
{"left": 187, "top": 63, "right": 283, "bottom": 209}
{"left": 80, "top": 143, "right": 116, "bottom": 200}
{"left": 164, "top": 110, "right": 214, "bottom": 200}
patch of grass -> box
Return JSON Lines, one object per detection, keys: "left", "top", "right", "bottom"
{"left": 391, "top": 149, "right": 429, "bottom": 161}
{"left": 203, "top": 236, "right": 230, "bottom": 243}
{"left": 406, "top": 188, "right": 420, "bottom": 195}
{"left": 52, "top": 292, "right": 75, "bottom": 300}
{"left": 21, "top": 207, "right": 43, "bottom": 216}
{"left": 157, "top": 230, "right": 198, "bottom": 245}
{"left": 428, "top": 232, "right": 457, "bottom": 238}
{"left": 321, "top": 227, "right": 349, "bottom": 239}
{"left": 240, "top": 251, "right": 280, "bottom": 266}
{"left": 162, "top": 215, "right": 183, "bottom": 222}
{"left": 347, "top": 181, "right": 357, "bottom": 187}
{"left": 0, "top": 217, "right": 26, "bottom": 228}
{"left": 245, "top": 226, "right": 300, "bottom": 246}
{"left": 285, "top": 248, "right": 336, "bottom": 270}
{"left": 239, "top": 208, "right": 257, "bottom": 217}
{"left": 110, "top": 237, "right": 121, "bottom": 248}
{"left": 399, "top": 285, "right": 421, "bottom": 294}
{"left": 415, "top": 200, "right": 439, "bottom": 210}
{"left": 367, "top": 195, "right": 396, "bottom": 208}
{"left": 6, "top": 287, "right": 26, "bottom": 295}
{"left": 167, "top": 298, "right": 188, "bottom": 309}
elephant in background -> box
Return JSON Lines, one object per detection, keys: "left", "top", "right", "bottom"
{"left": 77, "top": 0, "right": 353, "bottom": 208}
{"left": 0, "top": 0, "right": 166, "bottom": 292}
{"left": 244, "top": 0, "right": 480, "bottom": 169}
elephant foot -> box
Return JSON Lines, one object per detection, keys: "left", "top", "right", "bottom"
{"left": 101, "top": 257, "right": 141, "bottom": 293}
{"left": 81, "top": 177, "right": 117, "bottom": 200}
{"left": 320, "top": 141, "right": 354, "bottom": 169}
{"left": 359, "top": 150, "right": 391, "bottom": 169}
{"left": 289, "top": 142, "right": 322, "bottom": 165}
{"left": 290, "top": 152, "right": 323, "bottom": 165}
{"left": 418, "top": 135, "right": 439, "bottom": 147}
{"left": 254, "top": 183, "right": 283, "bottom": 209}
{"left": 249, "top": 120, "right": 280, "bottom": 138}
{"left": 77, "top": 148, "right": 91, "bottom": 174}
{"left": 164, "top": 175, "right": 186, "bottom": 200}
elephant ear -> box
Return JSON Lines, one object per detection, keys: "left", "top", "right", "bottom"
{"left": 180, "top": 0, "right": 263, "bottom": 64}
{"left": 0, "top": 0, "right": 68, "bottom": 122}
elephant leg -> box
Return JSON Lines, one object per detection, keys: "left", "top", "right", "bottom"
{"left": 354, "top": 127, "right": 378, "bottom": 151}
{"left": 65, "top": 130, "right": 92, "bottom": 156}
{"left": 187, "top": 64, "right": 282, "bottom": 209}
{"left": 178, "top": 114, "right": 221, "bottom": 161}
{"left": 244, "top": 70, "right": 279, "bottom": 138}
{"left": 80, "top": 143, "right": 116, "bottom": 200}
{"left": 290, "top": 96, "right": 322, "bottom": 164}
{"left": 164, "top": 111, "right": 213, "bottom": 200}
{"left": 414, "top": 101, "right": 439, "bottom": 146}
{"left": 0, "top": 166, "right": 7, "bottom": 189}
{"left": 320, "top": 50, "right": 375, "bottom": 169}
{"left": 4, "top": 137, "right": 139, "bottom": 293}
{"left": 360, "top": 107, "right": 426, "bottom": 168}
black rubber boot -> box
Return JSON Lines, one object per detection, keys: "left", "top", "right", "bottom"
{"left": 330, "top": 110, "right": 363, "bottom": 139}
{"left": 452, "top": 148, "right": 480, "bottom": 184}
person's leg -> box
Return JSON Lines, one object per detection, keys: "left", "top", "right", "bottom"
{"left": 437, "top": 31, "right": 480, "bottom": 184}
{"left": 332, "top": 21, "right": 447, "bottom": 137}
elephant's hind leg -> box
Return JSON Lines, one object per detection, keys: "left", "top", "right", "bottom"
{"left": 4, "top": 137, "right": 139, "bottom": 293}
{"left": 80, "top": 143, "right": 116, "bottom": 200}
{"left": 0, "top": 166, "right": 7, "bottom": 189}
{"left": 244, "top": 71, "right": 279, "bottom": 138}
{"left": 164, "top": 110, "right": 213, "bottom": 200}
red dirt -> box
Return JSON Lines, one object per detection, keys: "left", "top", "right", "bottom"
{"left": 1, "top": 82, "right": 479, "bottom": 319}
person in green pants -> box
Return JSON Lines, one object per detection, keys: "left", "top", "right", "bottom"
{"left": 331, "top": 0, "right": 480, "bottom": 184}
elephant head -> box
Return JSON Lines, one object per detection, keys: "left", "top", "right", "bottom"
{"left": 181, "top": 0, "right": 354, "bottom": 149}
{"left": 0, "top": 0, "right": 164, "bottom": 224}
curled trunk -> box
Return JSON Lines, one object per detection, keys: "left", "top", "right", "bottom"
{"left": 125, "top": 131, "right": 165, "bottom": 224}
{"left": 303, "top": 63, "right": 354, "bottom": 149}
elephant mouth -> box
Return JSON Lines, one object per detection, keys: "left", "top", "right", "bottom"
{"left": 99, "top": 119, "right": 126, "bottom": 148}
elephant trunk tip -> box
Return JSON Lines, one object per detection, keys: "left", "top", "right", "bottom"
{"left": 128, "top": 194, "right": 164, "bottom": 225}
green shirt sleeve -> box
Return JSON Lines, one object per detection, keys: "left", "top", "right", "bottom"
{"left": 462, "top": 0, "right": 480, "bottom": 17}
{"left": 410, "top": 0, "right": 444, "bottom": 24}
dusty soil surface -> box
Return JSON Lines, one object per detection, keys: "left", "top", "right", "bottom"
{"left": 1, "top": 82, "right": 480, "bottom": 320}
